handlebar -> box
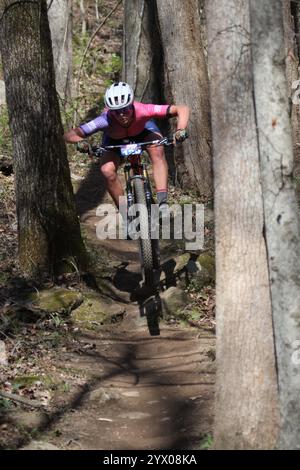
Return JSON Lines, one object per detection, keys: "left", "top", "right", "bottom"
{"left": 90, "top": 137, "right": 174, "bottom": 157}
{"left": 75, "top": 137, "right": 175, "bottom": 158}
{"left": 103, "top": 137, "right": 174, "bottom": 150}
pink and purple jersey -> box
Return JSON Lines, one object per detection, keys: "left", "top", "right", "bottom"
{"left": 80, "top": 101, "right": 170, "bottom": 139}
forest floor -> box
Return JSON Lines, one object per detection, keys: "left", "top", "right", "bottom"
{"left": 0, "top": 0, "right": 215, "bottom": 450}
{"left": 0, "top": 156, "right": 216, "bottom": 450}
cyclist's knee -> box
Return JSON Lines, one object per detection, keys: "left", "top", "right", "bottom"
{"left": 148, "top": 146, "right": 165, "bottom": 162}
{"left": 100, "top": 162, "right": 117, "bottom": 182}
{"left": 150, "top": 152, "right": 167, "bottom": 167}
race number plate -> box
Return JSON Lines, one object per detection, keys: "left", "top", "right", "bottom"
{"left": 120, "top": 144, "right": 142, "bottom": 157}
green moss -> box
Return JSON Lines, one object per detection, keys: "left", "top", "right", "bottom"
{"left": 174, "top": 253, "right": 191, "bottom": 273}
{"left": 101, "top": 53, "right": 122, "bottom": 76}
{"left": 12, "top": 375, "right": 41, "bottom": 391}
{"left": 0, "top": 105, "right": 11, "bottom": 154}
{"left": 199, "top": 433, "right": 214, "bottom": 450}
{"left": 59, "top": 382, "right": 71, "bottom": 393}
{"left": 26, "top": 288, "right": 83, "bottom": 315}
{"left": 177, "top": 307, "right": 204, "bottom": 327}
{"left": 187, "top": 309, "right": 203, "bottom": 321}
{"left": 40, "top": 375, "right": 60, "bottom": 390}
{"left": 72, "top": 305, "right": 106, "bottom": 324}
{"left": 0, "top": 398, "right": 13, "bottom": 409}
{"left": 72, "top": 296, "right": 107, "bottom": 327}
{"left": 197, "top": 253, "right": 215, "bottom": 280}
{"left": 71, "top": 290, "right": 124, "bottom": 328}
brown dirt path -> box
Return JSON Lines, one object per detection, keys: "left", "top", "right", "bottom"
{"left": 40, "top": 322, "right": 215, "bottom": 450}
{"left": 26, "top": 164, "right": 215, "bottom": 450}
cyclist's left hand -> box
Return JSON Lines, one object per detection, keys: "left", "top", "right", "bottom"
{"left": 76, "top": 140, "right": 91, "bottom": 154}
{"left": 174, "top": 129, "right": 189, "bottom": 143}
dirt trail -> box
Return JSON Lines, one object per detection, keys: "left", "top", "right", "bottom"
{"left": 31, "top": 165, "right": 215, "bottom": 450}
{"left": 42, "top": 324, "right": 214, "bottom": 450}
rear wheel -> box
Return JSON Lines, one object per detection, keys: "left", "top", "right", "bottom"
{"left": 133, "top": 177, "right": 155, "bottom": 286}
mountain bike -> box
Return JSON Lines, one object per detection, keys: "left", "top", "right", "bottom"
{"left": 88, "top": 137, "right": 174, "bottom": 289}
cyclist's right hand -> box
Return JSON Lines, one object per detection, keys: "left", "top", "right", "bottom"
{"left": 76, "top": 140, "right": 91, "bottom": 154}
{"left": 174, "top": 129, "right": 189, "bottom": 143}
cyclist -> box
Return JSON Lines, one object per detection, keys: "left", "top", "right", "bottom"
{"left": 63, "top": 82, "right": 189, "bottom": 215}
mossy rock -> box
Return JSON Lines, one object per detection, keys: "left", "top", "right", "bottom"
{"left": 71, "top": 293, "right": 124, "bottom": 328}
{"left": 197, "top": 253, "right": 216, "bottom": 281}
{"left": 174, "top": 253, "right": 191, "bottom": 273}
{"left": 197, "top": 253, "right": 215, "bottom": 275}
{"left": 23, "top": 288, "right": 83, "bottom": 317}
{"left": 161, "top": 286, "right": 190, "bottom": 318}
{"left": 71, "top": 301, "right": 107, "bottom": 326}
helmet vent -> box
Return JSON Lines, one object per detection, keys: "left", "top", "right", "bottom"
{"left": 104, "top": 82, "right": 134, "bottom": 110}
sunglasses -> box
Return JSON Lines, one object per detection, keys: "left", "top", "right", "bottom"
{"left": 111, "top": 105, "right": 133, "bottom": 116}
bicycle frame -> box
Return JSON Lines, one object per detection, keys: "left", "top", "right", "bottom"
{"left": 91, "top": 137, "right": 173, "bottom": 210}
{"left": 89, "top": 137, "right": 173, "bottom": 288}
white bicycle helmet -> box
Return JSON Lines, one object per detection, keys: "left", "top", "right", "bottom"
{"left": 104, "top": 82, "right": 134, "bottom": 110}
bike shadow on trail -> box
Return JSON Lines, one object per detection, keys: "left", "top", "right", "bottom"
{"left": 104, "top": 263, "right": 162, "bottom": 336}
{"left": 110, "top": 257, "right": 184, "bottom": 336}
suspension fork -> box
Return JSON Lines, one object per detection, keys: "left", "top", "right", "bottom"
{"left": 142, "top": 163, "right": 153, "bottom": 209}
{"left": 124, "top": 156, "right": 152, "bottom": 215}
{"left": 124, "top": 163, "right": 134, "bottom": 210}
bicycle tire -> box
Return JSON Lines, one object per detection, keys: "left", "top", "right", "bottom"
{"left": 133, "top": 177, "right": 154, "bottom": 286}
{"left": 151, "top": 239, "right": 160, "bottom": 270}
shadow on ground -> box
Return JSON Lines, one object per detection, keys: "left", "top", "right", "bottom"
{"left": 3, "top": 324, "right": 214, "bottom": 450}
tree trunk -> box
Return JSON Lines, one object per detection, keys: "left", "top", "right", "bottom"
{"left": 156, "top": 0, "right": 212, "bottom": 199}
{"left": 0, "top": 0, "right": 87, "bottom": 278}
{"left": 80, "top": 0, "right": 87, "bottom": 35}
{"left": 206, "top": 0, "right": 279, "bottom": 449}
{"left": 122, "top": 0, "right": 164, "bottom": 103}
{"left": 47, "top": 0, "right": 73, "bottom": 100}
{"left": 95, "top": 0, "right": 99, "bottom": 20}
{"left": 122, "top": 0, "right": 175, "bottom": 177}
{"left": 282, "top": 0, "right": 300, "bottom": 195}
{"left": 0, "top": 78, "right": 5, "bottom": 105}
{"left": 250, "top": 0, "right": 300, "bottom": 449}
{"left": 291, "top": 0, "right": 300, "bottom": 59}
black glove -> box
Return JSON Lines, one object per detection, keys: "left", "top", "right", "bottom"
{"left": 76, "top": 140, "right": 91, "bottom": 153}
{"left": 174, "top": 129, "right": 189, "bottom": 143}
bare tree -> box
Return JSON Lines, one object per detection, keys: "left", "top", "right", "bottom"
{"left": 80, "top": 0, "right": 87, "bottom": 35}
{"left": 291, "top": 0, "right": 300, "bottom": 57}
{"left": 206, "top": 0, "right": 279, "bottom": 449}
{"left": 0, "top": 0, "right": 87, "bottom": 278}
{"left": 282, "top": 0, "right": 300, "bottom": 193}
{"left": 47, "top": 0, "right": 73, "bottom": 99}
{"left": 250, "top": 0, "right": 300, "bottom": 449}
{"left": 95, "top": 0, "right": 99, "bottom": 20}
{"left": 122, "top": 0, "right": 163, "bottom": 103}
{"left": 156, "top": 0, "right": 213, "bottom": 199}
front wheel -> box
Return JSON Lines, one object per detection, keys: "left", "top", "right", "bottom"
{"left": 133, "top": 177, "right": 155, "bottom": 287}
